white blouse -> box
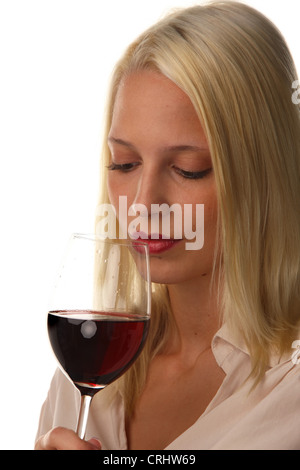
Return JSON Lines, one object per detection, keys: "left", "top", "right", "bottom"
{"left": 36, "top": 324, "right": 300, "bottom": 450}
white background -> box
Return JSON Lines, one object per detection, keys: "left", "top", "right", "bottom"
{"left": 0, "top": 0, "right": 299, "bottom": 450}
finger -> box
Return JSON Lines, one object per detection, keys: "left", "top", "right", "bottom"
{"left": 87, "top": 438, "right": 102, "bottom": 449}
{"left": 35, "top": 427, "right": 101, "bottom": 450}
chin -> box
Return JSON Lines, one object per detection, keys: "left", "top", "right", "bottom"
{"left": 147, "top": 248, "right": 214, "bottom": 283}
{"left": 148, "top": 263, "right": 180, "bottom": 285}
{"left": 149, "top": 263, "right": 201, "bottom": 286}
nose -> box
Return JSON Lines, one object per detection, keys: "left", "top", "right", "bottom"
{"left": 128, "top": 164, "right": 172, "bottom": 237}
{"left": 128, "top": 162, "right": 187, "bottom": 240}
{"left": 130, "top": 164, "right": 168, "bottom": 213}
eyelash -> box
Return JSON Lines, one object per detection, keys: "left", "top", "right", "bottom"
{"left": 173, "top": 167, "right": 212, "bottom": 180}
{"left": 107, "top": 162, "right": 139, "bottom": 172}
{"left": 107, "top": 162, "right": 211, "bottom": 180}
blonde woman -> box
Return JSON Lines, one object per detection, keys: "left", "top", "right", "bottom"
{"left": 36, "top": 1, "right": 300, "bottom": 450}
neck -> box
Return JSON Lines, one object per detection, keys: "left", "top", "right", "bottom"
{"left": 166, "top": 273, "right": 221, "bottom": 358}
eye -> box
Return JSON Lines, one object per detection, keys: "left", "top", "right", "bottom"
{"left": 106, "top": 162, "right": 140, "bottom": 172}
{"left": 173, "top": 166, "right": 212, "bottom": 180}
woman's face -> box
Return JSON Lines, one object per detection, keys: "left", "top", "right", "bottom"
{"left": 107, "top": 71, "right": 218, "bottom": 285}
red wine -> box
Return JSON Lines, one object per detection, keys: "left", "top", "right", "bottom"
{"left": 48, "top": 310, "right": 149, "bottom": 396}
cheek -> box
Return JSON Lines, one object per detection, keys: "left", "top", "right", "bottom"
{"left": 204, "top": 194, "right": 218, "bottom": 223}
{"left": 107, "top": 175, "right": 128, "bottom": 210}
{"left": 106, "top": 175, "right": 117, "bottom": 206}
{"left": 202, "top": 200, "right": 219, "bottom": 264}
{"left": 191, "top": 186, "right": 218, "bottom": 250}
{"left": 107, "top": 175, "right": 136, "bottom": 222}
{"left": 202, "top": 196, "right": 218, "bottom": 244}
{"left": 188, "top": 183, "right": 218, "bottom": 228}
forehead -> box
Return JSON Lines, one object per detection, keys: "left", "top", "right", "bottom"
{"left": 110, "top": 71, "right": 207, "bottom": 145}
{"left": 113, "top": 71, "right": 193, "bottom": 114}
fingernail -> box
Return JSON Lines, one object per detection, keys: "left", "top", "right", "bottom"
{"left": 88, "top": 437, "right": 102, "bottom": 449}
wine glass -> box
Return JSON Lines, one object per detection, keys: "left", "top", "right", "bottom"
{"left": 47, "top": 234, "right": 151, "bottom": 439}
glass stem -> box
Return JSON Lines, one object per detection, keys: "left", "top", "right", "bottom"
{"left": 76, "top": 394, "right": 92, "bottom": 440}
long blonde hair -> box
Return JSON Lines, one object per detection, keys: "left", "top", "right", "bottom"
{"left": 96, "top": 0, "right": 300, "bottom": 413}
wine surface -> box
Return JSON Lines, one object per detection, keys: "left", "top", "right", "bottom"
{"left": 48, "top": 310, "right": 149, "bottom": 396}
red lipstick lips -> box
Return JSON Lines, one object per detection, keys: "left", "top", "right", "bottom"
{"left": 131, "top": 232, "right": 181, "bottom": 254}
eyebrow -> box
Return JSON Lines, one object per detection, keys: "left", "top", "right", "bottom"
{"left": 107, "top": 136, "right": 209, "bottom": 153}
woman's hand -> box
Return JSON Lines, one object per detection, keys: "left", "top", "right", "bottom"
{"left": 35, "top": 427, "right": 102, "bottom": 450}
